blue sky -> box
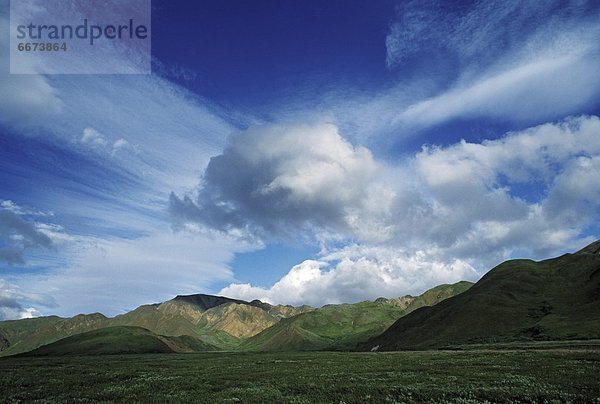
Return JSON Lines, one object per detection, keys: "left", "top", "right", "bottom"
{"left": 1, "top": 0, "right": 600, "bottom": 319}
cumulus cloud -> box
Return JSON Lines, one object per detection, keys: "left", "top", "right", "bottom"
{"left": 170, "top": 123, "right": 382, "bottom": 241}
{"left": 80, "top": 127, "right": 108, "bottom": 147}
{"left": 176, "top": 117, "right": 600, "bottom": 257}
{"left": 221, "top": 247, "right": 477, "bottom": 306}
{"left": 0, "top": 201, "right": 58, "bottom": 265}
{"left": 80, "top": 129, "right": 134, "bottom": 156}
{"left": 112, "top": 138, "right": 130, "bottom": 153}
{"left": 214, "top": 116, "right": 600, "bottom": 305}
{"left": 412, "top": 115, "right": 600, "bottom": 257}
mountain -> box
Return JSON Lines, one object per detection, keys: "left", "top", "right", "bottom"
{"left": 0, "top": 314, "right": 110, "bottom": 357}
{"left": 0, "top": 281, "right": 472, "bottom": 356}
{"left": 196, "top": 303, "right": 279, "bottom": 338}
{"left": 20, "top": 326, "right": 216, "bottom": 356}
{"left": 241, "top": 281, "right": 473, "bottom": 351}
{"left": 361, "top": 241, "right": 600, "bottom": 351}
{"left": 0, "top": 294, "right": 314, "bottom": 356}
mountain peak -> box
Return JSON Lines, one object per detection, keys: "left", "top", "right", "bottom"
{"left": 172, "top": 294, "right": 250, "bottom": 311}
{"left": 171, "top": 293, "right": 275, "bottom": 312}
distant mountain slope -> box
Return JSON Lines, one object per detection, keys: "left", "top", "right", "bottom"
{"left": 20, "top": 326, "right": 216, "bottom": 356}
{"left": 197, "top": 303, "right": 278, "bottom": 338}
{"left": 361, "top": 242, "right": 600, "bottom": 351}
{"left": 0, "top": 280, "right": 475, "bottom": 356}
{"left": 0, "top": 314, "right": 110, "bottom": 357}
{"left": 242, "top": 281, "right": 473, "bottom": 351}
{"left": 242, "top": 321, "right": 332, "bottom": 351}
{"left": 0, "top": 316, "right": 63, "bottom": 347}
{"left": 0, "top": 294, "right": 314, "bottom": 356}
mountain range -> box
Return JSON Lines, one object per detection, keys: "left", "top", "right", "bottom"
{"left": 0, "top": 280, "right": 471, "bottom": 356}
{"left": 2, "top": 240, "right": 599, "bottom": 356}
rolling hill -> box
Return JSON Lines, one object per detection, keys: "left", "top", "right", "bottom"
{"left": 20, "top": 326, "right": 217, "bottom": 356}
{"left": 241, "top": 281, "right": 473, "bottom": 351}
{"left": 361, "top": 241, "right": 600, "bottom": 351}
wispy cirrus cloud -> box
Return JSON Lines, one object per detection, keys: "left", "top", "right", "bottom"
{"left": 395, "top": 43, "right": 600, "bottom": 130}
{"left": 0, "top": 0, "right": 245, "bottom": 317}
{"left": 385, "top": 0, "right": 599, "bottom": 70}
{"left": 386, "top": 0, "right": 600, "bottom": 131}
{"left": 273, "top": 1, "right": 600, "bottom": 144}
{"left": 18, "top": 229, "right": 251, "bottom": 316}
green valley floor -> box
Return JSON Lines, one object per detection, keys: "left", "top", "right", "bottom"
{"left": 1, "top": 348, "right": 599, "bottom": 403}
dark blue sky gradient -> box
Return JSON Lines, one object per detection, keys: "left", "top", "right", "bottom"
{"left": 152, "top": 0, "right": 394, "bottom": 109}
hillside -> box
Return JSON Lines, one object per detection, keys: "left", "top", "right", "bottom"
{"left": 0, "top": 314, "right": 110, "bottom": 357}
{"left": 361, "top": 242, "right": 600, "bottom": 351}
{"left": 0, "top": 294, "right": 310, "bottom": 356}
{"left": 20, "top": 326, "right": 216, "bottom": 356}
{"left": 241, "top": 281, "right": 473, "bottom": 351}
{"left": 0, "top": 281, "right": 472, "bottom": 356}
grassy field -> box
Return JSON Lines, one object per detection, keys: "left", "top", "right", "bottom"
{"left": 1, "top": 349, "right": 599, "bottom": 403}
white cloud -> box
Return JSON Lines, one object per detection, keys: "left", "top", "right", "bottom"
{"left": 80, "top": 127, "right": 108, "bottom": 147}
{"left": 112, "top": 138, "right": 130, "bottom": 153}
{"left": 0, "top": 12, "right": 63, "bottom": 127}
{"left": 79, "top": 130, "right": 133, "bottom": 155}
{"left": 220, "top": 247, "right": 477, "bottom": 306}
{"left": 186, "top": 117, "right": 600, "bottom": 261}
{"left": 408, "top": 115, "right": 600, "bottom": 259}
{"left": 0, "top": 200, "right": 53, "bottom": 217}
{"left": 170, "top": 123, "right": 384, "bottom": 241}
{"left": 219, "top": 116, "right": 600, "bottom": 305}
{"left": 397, "top": 49, "right": 600, "bottom": 128}
{"left": 0, "top": 279, "right": 53, "bottom": 320}
{"left": 18, "top": 229, "right": 254, "bottom": 316}
{"left": 385, "top": 0, "right": 598, "bottom": 70}
{"left": 332, "top": 0, "right": 600, "bottom": 139}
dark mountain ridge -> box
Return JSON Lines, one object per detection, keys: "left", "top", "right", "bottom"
{"left": 172, "top": 293, "right": 264, "bottom": 311}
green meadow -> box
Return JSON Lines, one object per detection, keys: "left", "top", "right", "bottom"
{"left": 1, "top": 349, "right": 599, "bottom": 403}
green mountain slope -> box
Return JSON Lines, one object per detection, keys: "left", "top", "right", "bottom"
{"left": 402, "top": 281, "right": 473, "bottom": 314}
{"left": 0, "top": 314, "right": 109, "bottom": 356}
{"left": 0, "top": 281, "right": 474, "bottom": 356}
{"left": 0, "top": 316, "right": 63, "bottom": 347}
{"left": 361, "top": 242, "right": 600, "bottom": 351}
{"left": 242, "top": 281, "right": 473, "bottom": 351}
{"left": 20, "top": 326, "right": 216, "bottom": 356}
{"left": 241, "top": 321, "right": 332, "bottom": 351}
{"left": 0, "top": 293, "right": 313, "bottom": 356}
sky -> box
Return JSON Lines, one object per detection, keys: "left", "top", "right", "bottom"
{"left": 1, "top": 0, "right": 600, "bottom": 319}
